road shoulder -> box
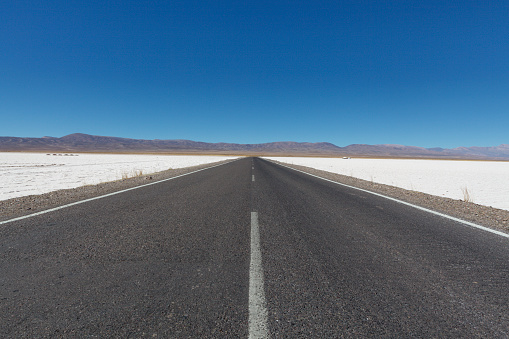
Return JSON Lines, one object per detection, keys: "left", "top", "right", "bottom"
{"left": 0, "top": 159, "right": 236, "bottom": 222}
{"left": 266, "top": 159, "right": 509, "bottom": 235}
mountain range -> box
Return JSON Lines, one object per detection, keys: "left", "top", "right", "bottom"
{"left": 1, "top": 133, "right": 508, "bottom": 159}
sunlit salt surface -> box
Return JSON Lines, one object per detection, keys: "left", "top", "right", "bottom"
{"left": 0, "top": 153, "right": 239, "bottom": 201}
{"left": 265, "top": 157, "right": 509, "bottom": 211}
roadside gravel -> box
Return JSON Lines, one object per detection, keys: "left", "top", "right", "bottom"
{"left": 0, "top": 159, "right": 236, "bottom": 222}
{"left": 269, "top": 160, "right": 509, "bottom": 235}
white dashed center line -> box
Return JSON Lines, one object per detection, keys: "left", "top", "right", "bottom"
{"left": 248, "top": 212, "right": 269, "bottom": 338}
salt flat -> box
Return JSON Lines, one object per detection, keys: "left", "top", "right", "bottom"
{"left": 0, "top": 153, "right": 239, "bottom": 201}
{"left": 265, "top": 157, "right": 509, "bottom": 211}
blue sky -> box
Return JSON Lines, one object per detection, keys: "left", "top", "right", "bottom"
{"left": 1, "top": 0, "right": 508, "bottom": 148}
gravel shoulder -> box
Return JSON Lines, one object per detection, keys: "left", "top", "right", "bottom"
{"left": 268, "top": 159, "right": 509, "bottom": 234}
{"left": 0, "top": 159, "right": 236, "bottom": 222}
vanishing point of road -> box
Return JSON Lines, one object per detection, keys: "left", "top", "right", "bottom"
{"left": 1, "top": 157, "right": 508, "bottom": 337}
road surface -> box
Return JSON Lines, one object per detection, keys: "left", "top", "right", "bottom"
{"left": 1, "top": 157, "right": 508, "bottom": 337}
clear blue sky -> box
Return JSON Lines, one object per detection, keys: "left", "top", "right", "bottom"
{"left": 1, "top": 0, "right": 508, "bottom": 148}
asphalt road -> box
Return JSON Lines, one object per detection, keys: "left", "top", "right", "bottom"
{"left": 1, "top": 157, "right": 509, "bottom": 337}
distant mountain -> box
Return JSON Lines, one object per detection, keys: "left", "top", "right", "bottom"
{"left": 450, "top": 144, "right": 509, "bottom": 158}
{"left": 342, "top": 143, "right": 509, "bottom": 159}
{"left": 0, "top": 133, "right": 508, "bottom": 159}
{"left": 339, "top": 144, "right": 444, "bottom": 157}
{"left": 0, "top": 133, "right": 343, "bottom": 155}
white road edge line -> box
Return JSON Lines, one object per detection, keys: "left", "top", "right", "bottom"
{"left": 0, "top": 159, "right": 239, "bottom": 226}
{"left": 249, "top": 212, "right": 269, "bottom": 339}
{"left": 272, "top": 161, "right": 509, "bottom": 240}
